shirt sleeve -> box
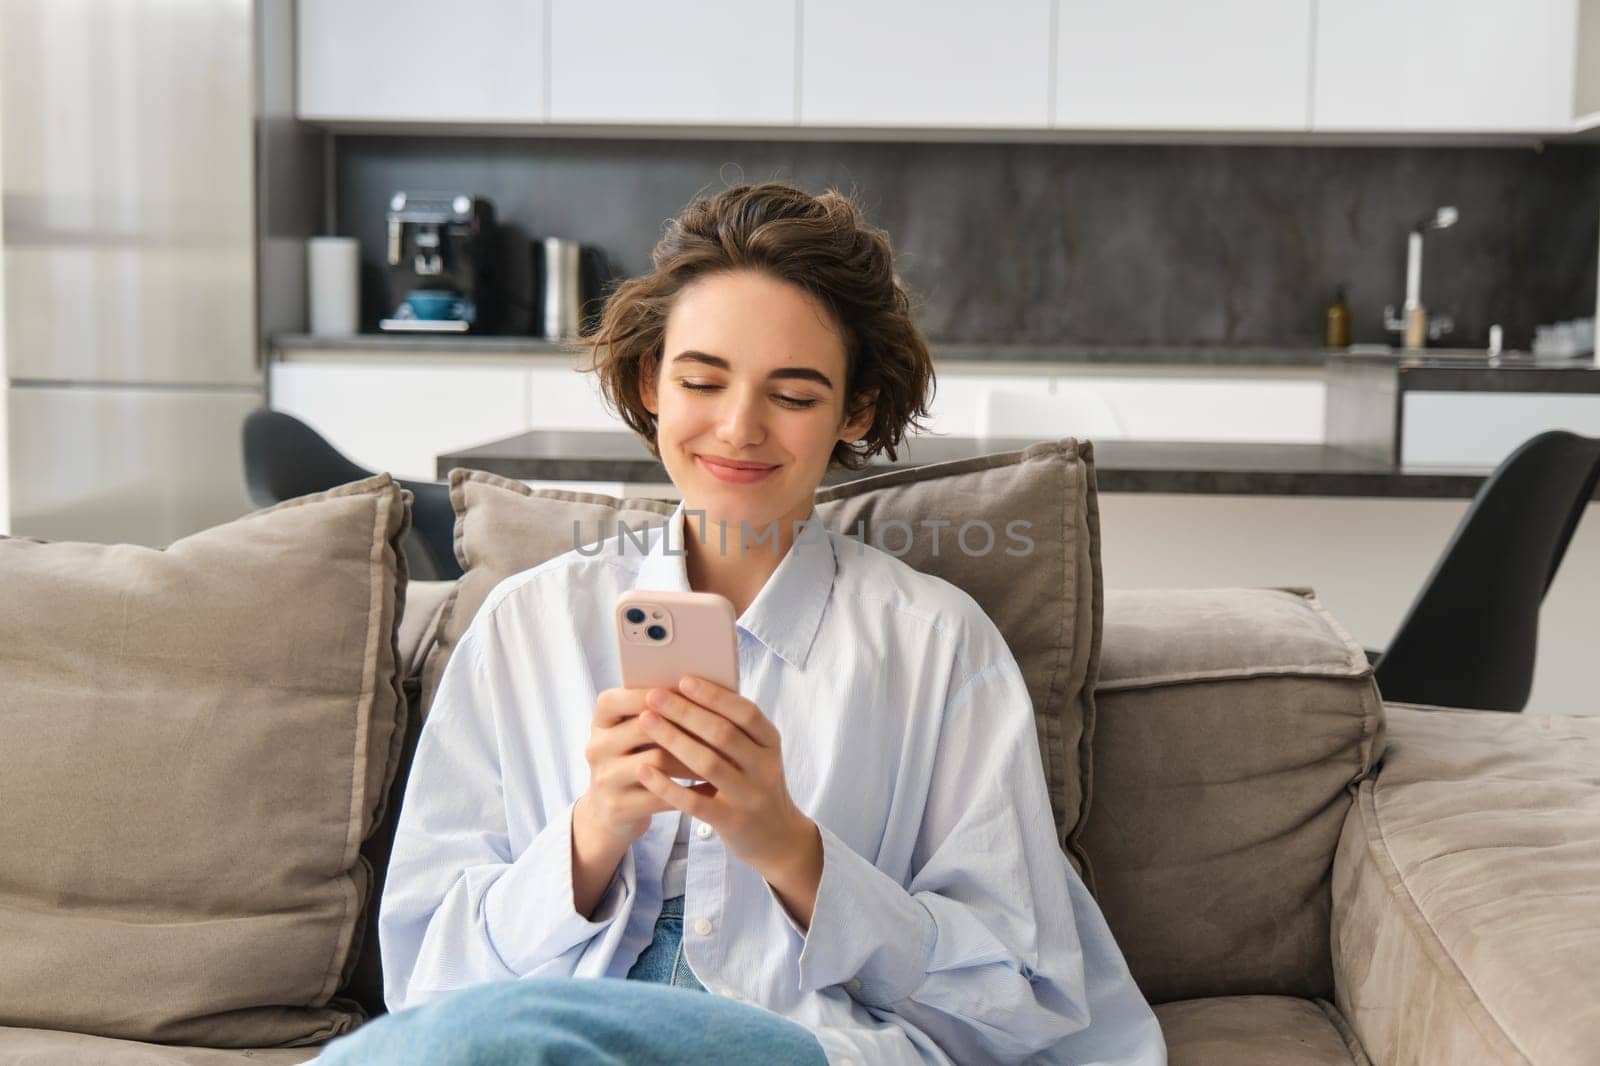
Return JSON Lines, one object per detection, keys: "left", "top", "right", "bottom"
{"left": 766, "top": 654, "right": 1163, "bottom": 1064}
{"left": 378, "top": 622, "right": 634, "bottom": 1012}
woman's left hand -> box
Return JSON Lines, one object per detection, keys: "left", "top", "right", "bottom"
{"left": 635, "top": 674, "right": 819, "bottom": 885}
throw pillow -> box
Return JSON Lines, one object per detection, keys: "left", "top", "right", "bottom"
{"left": 0, "top": 474, "right": 409, "bottom": 1047}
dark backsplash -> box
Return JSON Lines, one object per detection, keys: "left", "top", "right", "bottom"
{"left": 336, "top": 136, "right": 1599, "bottom": 351}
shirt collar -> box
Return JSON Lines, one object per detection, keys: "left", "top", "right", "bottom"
{"left": 632, "top": 501, "right": 835, "bottom": 670}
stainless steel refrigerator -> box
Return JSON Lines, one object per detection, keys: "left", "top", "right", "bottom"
{"left": 2, "top": 0, "right": 313, "bottom": 547}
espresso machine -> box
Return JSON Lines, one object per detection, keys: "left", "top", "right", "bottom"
{"left": 380, "top": 192, "right": 499, "bottom": 333}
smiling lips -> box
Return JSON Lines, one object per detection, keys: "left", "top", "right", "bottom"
{"left": 697, "top": 454, "right": 780, "bottom": 484}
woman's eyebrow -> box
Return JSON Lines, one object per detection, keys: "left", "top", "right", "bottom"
{"left": 670, "top": 349, "right": 834, "bottom": 390}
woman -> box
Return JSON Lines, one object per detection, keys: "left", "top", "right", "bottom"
{"left": 317, "top": 182, "right": 1164, "bottom": 1065}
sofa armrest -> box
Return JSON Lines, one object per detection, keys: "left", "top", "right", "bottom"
{"left": 1331, "top": 702, "right": 1600, "bottom": 1066}
{"left": 1087, "top": 586, "right": 1383, "bottom": 1002}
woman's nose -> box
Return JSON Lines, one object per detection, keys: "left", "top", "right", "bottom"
{"left": 715, "top": 389, "right": 766, "bottom": 448}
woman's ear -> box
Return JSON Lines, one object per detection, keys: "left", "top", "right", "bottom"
{"left": 639, "top": 353, "right": 659, "bottom": 415}
{"left": 840, "top": 389, "right": 878, "bottom": 443}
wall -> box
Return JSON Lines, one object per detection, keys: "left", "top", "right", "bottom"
{"left": 337, "top": 136, "right": 1600, "bottom": 351}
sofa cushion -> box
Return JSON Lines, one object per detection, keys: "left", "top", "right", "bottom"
{"left": 1332, "top": 703, "right": 1600, "bottom": 1066}
{"left": 0, "top": 474, "right": 410, "bottom": 1047}
{"left": 0, "top": 1027, "right": 319, "bottom": 1065}
{"left": 397, "top": 579, "right": 456, "bottom": 681}
{"left": 421, "top": 438, "right": 1102, "bottom": 866}
{"left": 1155, "top": 996, "right": 1369, "bottom": 1065}
{"left": 1082, "top": 587, "right": 1384, "bottom": 1003}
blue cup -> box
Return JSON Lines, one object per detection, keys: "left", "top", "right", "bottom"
{"left": 405, "top": 290, "right": 465, "bottom": 321}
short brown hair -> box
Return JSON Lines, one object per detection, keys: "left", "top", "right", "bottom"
{"left": 582, "top": 181, "right": 934, "bottom": 470}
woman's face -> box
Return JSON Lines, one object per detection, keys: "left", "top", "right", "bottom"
{"left": 641, "top": 269, "right": 873, "bottom": 535}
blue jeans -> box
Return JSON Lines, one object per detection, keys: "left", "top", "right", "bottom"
{"left": 624, "top": 892, "right": 707, "bottom": 990}
{"left": 316, "top": 896, "right": 827, "bottom": 1065}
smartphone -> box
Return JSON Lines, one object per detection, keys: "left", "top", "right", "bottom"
{"left": 615, "top": 589, "right": 739, "bottom": 692}
{"left": 615, "top": 590, "right": 738, "bottom": 787}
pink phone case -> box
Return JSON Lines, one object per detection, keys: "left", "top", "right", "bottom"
{"left": 615, "top": 589, "right": 739, "bottom": 693}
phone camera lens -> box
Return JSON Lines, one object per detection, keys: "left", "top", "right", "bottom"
{"left": 646, "top": 624, "right": 667, "bottom": 641}
{"left": 626, "top": 607, "right": 646, "bottom": 624}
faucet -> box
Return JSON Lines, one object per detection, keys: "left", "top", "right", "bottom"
{"left": 1384, "top": 206, "right": 1458, "bottom": 350}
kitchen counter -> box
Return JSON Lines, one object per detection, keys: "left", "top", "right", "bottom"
{"left": 273, "top": 333, "right": 581, "bottom": 364}
{"left": 435, "top": 429, "right": 1595, "bottom": 499}
{"left": 1326, "top": 350, "right": 1600, "bottom": 466}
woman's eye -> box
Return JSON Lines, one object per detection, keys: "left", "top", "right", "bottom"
{"left": 678, "top": 381, "right": 818, "bottom": 409}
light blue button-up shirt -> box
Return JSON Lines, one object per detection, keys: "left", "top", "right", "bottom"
{"left": 378, "top": 503, "right": 1165, "bottom": 1065}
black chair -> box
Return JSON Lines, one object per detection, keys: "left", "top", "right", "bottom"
{"left": 1368, "top": 429, "right": 1600, "bottom": 712}
{"left": 242, "top": 408, "right": 463, "bottom": 582}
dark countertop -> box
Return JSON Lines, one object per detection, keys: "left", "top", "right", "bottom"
{"left": 1329, "top": 350, "right": 1600, "bottom": 394}
{"left": 437, "top": 429, "right": 1591, "bottom": 499}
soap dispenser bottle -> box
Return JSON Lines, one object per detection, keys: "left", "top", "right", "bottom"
{"left": 1325, "top": 285, "right": 1351, "bottom": 349}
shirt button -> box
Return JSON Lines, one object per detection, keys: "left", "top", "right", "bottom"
{"left": 695, "top": 822, "right": 713, "bottom": 840}
{"left": 693, "top": 917, "right": 714, "bottom": 936}
{"left": 846, "top": 978, "right": 862, "bottom": 993}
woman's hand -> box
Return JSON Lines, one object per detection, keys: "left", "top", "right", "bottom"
{"left": 580, "top": 687, "right": 701, "bottom": 851}
{"left": 634, "top": 675, "right": 824, "bottom": 925}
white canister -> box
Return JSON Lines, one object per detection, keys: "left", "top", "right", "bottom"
{"left": 307, "top": 236, "right": 360, "bottom": 337}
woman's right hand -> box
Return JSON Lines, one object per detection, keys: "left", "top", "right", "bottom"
{"left": 577, "top": 687, "right": 700, "bottom": 850}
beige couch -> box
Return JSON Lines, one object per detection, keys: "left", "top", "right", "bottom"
{"left": 2, "top": 441, "right": 1596, "bottom": 1065}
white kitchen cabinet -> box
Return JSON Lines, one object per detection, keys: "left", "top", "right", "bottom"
{"left": 548, "top": 1, "right": 796, "bottom": 124}
{"left": 800, "top": 0, "right": 1053, "bottom": 128}
{"left": 1054, "top": 0, "right": 1313, "bottom": 130}
{"left": 268, "top": 360, "right": 626, "bottom": 481}
{"left": 1402, "top": 392, "right": 1600, "bottom": 467}
{"left": 269, "top": 361, "right": 534, "bottom": 481}
{"left": 1312, "top": 0, "right": 1577, "bottom": 132}
{"left": 297, "top": 0, "right": 545, "bottom": 122}
{"left": 1076, "top": 377, "right": 1324, "bottom": 442}
{"left": 922, "top": 372, "right": 1323, "bottom": 443}
{"left": 917, "top": 374, "right": 1055, "bottom": 436}
{"left": 525, "top": 365, "right": 627, "bottom": 430}
{"left": 921, "top": 371, "right": 1318, "bottom": 441}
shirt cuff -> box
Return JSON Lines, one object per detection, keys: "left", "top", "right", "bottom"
{"left": 587, "top": 855, "right": 629, "bottom": 925}
{"left": 780, "top": 821, "right": 936, "bottom": 1006}
{"left": 483, "top": 797, "right": 633, "bottom": 974}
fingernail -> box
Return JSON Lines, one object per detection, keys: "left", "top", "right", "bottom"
{"left": 646, "top": 689, "right": 665, "bottom": 708}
